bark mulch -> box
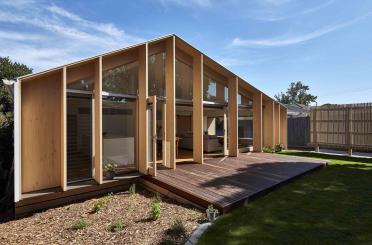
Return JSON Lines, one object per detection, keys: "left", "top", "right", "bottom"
{"left": 0, "top": 189, "right": 207, "bottom": 245}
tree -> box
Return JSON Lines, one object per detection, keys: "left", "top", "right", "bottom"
{"left": 0, "top": 57, "right": 32, "bottom": 115}
{"left": 0, "top": 57, "right": 32, "bottom": 218}
{"left": 275, "top": 81, "right": 317, "bottom": 106}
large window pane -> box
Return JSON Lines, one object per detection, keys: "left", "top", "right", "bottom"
{"left": 238, "top": 107, "right": 253, "bottom": 150}
{"left": 149, "top": 52, "right": 166, "bottom": 97}
{"left": 102, "top": 61, "right": 138, "bottom": 95}
{"left": 67, "top": 94, "right": 92, "bottom": 182}
{"left": 102, "top": 98, "right": 136, "bottom": 177}
{"left": 176, "top": 59, "right": 193, "bottom": 100}
{"left": 203, "top": 74, "right": 228, "bottom": 103}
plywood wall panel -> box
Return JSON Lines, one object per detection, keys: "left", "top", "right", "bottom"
{"left": 21, "top": 71, "right": 62, "bottom": 193}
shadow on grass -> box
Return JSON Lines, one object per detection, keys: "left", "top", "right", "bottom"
{"left": 197, "top": 153, "right": 372, "bottom": 245}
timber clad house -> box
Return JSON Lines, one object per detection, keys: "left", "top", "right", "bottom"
{"left": 14, "top": 34, "right": 287, "bottom": 215}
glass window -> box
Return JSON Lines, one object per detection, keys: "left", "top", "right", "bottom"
{"left": 176, "top": 59, "right": 193, "bottom": 100}
{"left": 148, "top": 52, "right": 166, "bottom": 97}
{"left": 238, "top": 107, "right": 253, "bottom": 148}
{"left": 203, "top": 73, "right": 228, "bottom": 103}
{"left": 102, "top": 98, "right": 136, "bottom": 177}
{"left": 238, "top": 93, "right": 252, "bottom": 106}
{"left": 102, "top": 61, "right": 138, "bottom": 95}
{"left": 67, "top": 77, "right": 94, "bottom": 91}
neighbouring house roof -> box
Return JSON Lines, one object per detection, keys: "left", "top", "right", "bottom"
{"left": 284, "top": 103, "right": 310, "bottom": 117}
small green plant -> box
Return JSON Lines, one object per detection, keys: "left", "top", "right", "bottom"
{"left": 262, "top": 146, "right": 274, "bottom": 153}
{"left": 109, "top": 220, "right": 125, "bottom": 232}
{"left": 149, "top": 198, "right": 161, "bottom": 221}
{"left": 274, "top": 144, "right": 283, "bottom": 152}
{"left": 92, "top": 193, "right": 112, "bottom": 213}
{"left": 207, "top": 205, "right": 219, "bottom": 215}
{"left": 206, "top": 204, "right": 219, "bottom": 222}
{"left": 103, "top": 161, "right": 117, "bottom": 172}
{"left": 129, "top": 183, "right": 136, "bottom": 196}
{"left": 167, "top": 218, "right": 186, "bottom": 236}
{"left": 71, "top": 218, "right": 88, "bottom": 230}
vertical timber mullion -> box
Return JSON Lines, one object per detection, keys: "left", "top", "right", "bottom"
{"left": 61, "top": 67, "right": 67, "bottom": 191}
{"left": 166, "top": 36, "right": 176, "bottom": 169}
{"left": 193, "top": 53, "right": 203, "bottom": 163}
{"left": 253, "top": 92, "right": 263, "bottom": 152}
{"left": 138, "top": 43, "right": 148, "bottom": 174}
{"left": 94, "top": 57, "right": 103, "bottom": 184}
{"left": 228, "top": 76, "right": 238, "bottom": 157}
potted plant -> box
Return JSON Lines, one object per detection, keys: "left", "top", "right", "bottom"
{"left": 206, "top": 204, "right": 219, "bottom": 223}
{"left": 103, "top": 161, "right": 117, "bottom": 180}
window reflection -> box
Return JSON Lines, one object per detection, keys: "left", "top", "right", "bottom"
{"left": 149, "top": 52, "right": 166, "bottom": 97}
{"left": 203, "top": 73, "right": 228, "bottom": 103}
{"left": 102, "top": 61, "right": 138, "bottom": 95}
{"left": 67, "top": 77, "right": 94, "bottom": 91}
{"left": 176, "top": 59, "right": 193, "bottom": 100}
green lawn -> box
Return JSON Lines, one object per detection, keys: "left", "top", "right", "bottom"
{"left": 197, "top": 151, "right": 372, "bottom": 245}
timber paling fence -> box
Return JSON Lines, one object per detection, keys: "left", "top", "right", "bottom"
{"left": 287, "top": 116, "right": 310, "bottom": 148}
{"left": 310, "top": 103, "right": 372, "bottom": 154}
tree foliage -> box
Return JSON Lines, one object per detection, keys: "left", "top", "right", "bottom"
{"left": 0, "top": 57, "right": 32, "bottom": 217}
{"left": 0, "top": 57, "right": 32, "bottom": 115}
{"left": 275, "top": 81, "right": 317, "bottom": 106}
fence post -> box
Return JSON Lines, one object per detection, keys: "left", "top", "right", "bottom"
{"left": 313, "top": 107, "right": 319, "bottom": 152}
{"left": 347, "top": 106, "right": 353, "bottom": 156}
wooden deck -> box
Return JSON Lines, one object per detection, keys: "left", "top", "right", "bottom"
{"left": 143, "top": 153, "right": 326, "bottom": 213}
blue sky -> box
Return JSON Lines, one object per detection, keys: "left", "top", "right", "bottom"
{"left": 0, "top": 0, "right": 371, "bottom": 105}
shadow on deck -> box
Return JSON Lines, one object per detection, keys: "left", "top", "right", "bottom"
{"left": 142, "top": 153, "right": 326, "bottom": 213}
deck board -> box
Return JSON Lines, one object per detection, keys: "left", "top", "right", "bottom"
{"left": 144, "top": 153, "right": 326, "bottom": 212}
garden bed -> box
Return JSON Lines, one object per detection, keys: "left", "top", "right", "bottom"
{"left": 0, "top": 188, "right": 206, "bottom": 245}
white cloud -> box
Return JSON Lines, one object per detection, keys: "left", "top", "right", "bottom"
{"left": 0, "top": 30, "right": 44, "bottom": 41}
{"left": 232, "top": 12, "right": 372, "bottom": 47}
{"left": 0, "top": 1, "right": 143, "bottom": 71}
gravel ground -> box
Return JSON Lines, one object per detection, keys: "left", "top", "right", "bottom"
{"left": 0, "top": 189, "right": 206, "bottom": 245}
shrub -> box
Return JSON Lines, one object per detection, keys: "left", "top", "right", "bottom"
{"left": 129, "top": 184, "right": 136, "bottom": 196}
{"left": 149, "top": 199, "right": 161, "bottom": 221}
{"left": 274, "top": 144, "right": 283, "bottom": 152}
{"left": 109, "top": 220, "right": 125, "bottom": 232}
{"left": 92, "top": 193, "right": 112, "bottom": 213}
{"left": 262, "top": 146, "right": 274, "bottom": 153}
{"left": 71, "top": 218, "right": 88, "bottom": 230}
{"left": 191, "top": 210, "right": 205, "bottom": 223}
{"left": 167, "top": 218, "right": 186, "bottom": 236}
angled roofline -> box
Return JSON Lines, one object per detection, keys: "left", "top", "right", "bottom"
{"left": 17, "top": 33, "right": 282, "bottom": 105}
{"left": 17, "top": 33, "right": 175, "bottom": 80}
